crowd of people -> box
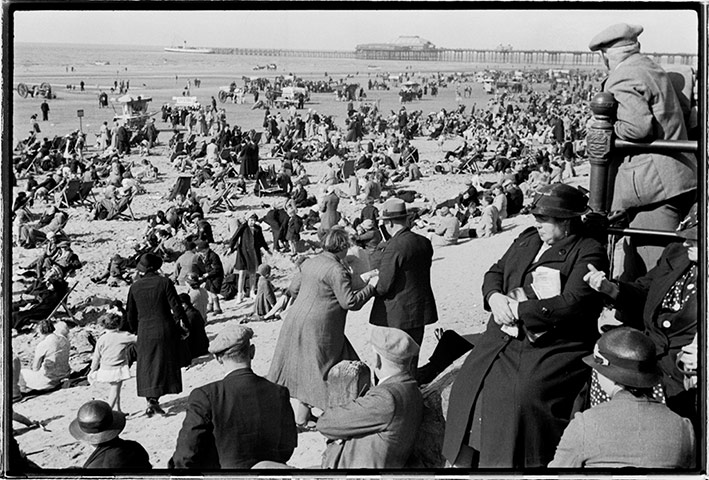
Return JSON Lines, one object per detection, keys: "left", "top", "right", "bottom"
{"left": 10, "top": 22, "right": 701, "bottom": 474}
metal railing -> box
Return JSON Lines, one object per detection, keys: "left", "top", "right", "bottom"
{"left": 586, "top": 91, "right": 698, "bottom": 241}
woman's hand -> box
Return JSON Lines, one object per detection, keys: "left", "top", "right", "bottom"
{"left": 488, "top": 292, "right": 517, "bottom": 326}
{"left": 583, "top": 264, "right": 618, "bottom": 299}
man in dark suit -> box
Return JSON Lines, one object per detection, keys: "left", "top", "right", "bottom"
{"left": 317, "top": 326, "right": 423, "bottom": 469}
{"left": 170, "top": 325, "right": 297, "bottom": 470}
{"left": 369, "top": 198, "right": 437, "bottom": 347}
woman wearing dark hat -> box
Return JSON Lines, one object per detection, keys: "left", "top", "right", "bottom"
{"left": 228, "top": 213, "right": 270, "bottom": 303}
{"left": 583, "top": 204, "right": 699, "bottom": 425}
{"left": 268, "top": 228, "right": 376, "bottom": 427}
{"left": 70, "top": 400, "right": 152, "bottom": 469}
{"left": 126, "top": 253, "right": 189, "bottom": 417}
{"left": 443, "top": 183, "right": 609, "bottom": 468}
{"left": 549, "top": 328, "right": 695, "bottom": 468}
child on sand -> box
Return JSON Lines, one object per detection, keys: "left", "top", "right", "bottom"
{"left": 477, "top": 193, "right": 500, "bottom": 238}
{"left": 254, "top": 264, "right": 277, "bottom": 321}
{"left": 88, "top": 313, "right": 136, "bottom": 413}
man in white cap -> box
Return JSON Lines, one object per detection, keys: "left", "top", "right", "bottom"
{"left": 317, "top": 326, "right": 424, "bottom": 469}
{"left": 589, "top": 23, "right": 696, "bottom": 281}
{"left": 170, "top": 325, "right": 296, "bottom": 469}
{"left": 369, "top": 197, "right": 438, "bottom": 349}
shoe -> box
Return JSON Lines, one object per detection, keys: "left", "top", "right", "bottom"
{"left": 153, "top": 405, "right": 166, "bottom": 416}
{"left": 145, "top": 407, "right": 155, "bottom": 418}
{"left": 213, "top": 309, "right": 223, "bottom": 315}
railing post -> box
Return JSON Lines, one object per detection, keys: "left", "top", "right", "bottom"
{"left": 586, "top": 92, "right": 617, "bottom": 215}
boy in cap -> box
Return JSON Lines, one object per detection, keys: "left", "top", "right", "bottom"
{"left": 549, "top": 327, "right": 695, "bottom": 468}
{"left": 589, "top": 23, "right": 696, "bottom": 281}
{"left": 170, "top": 325, "right": 297, "bottom": 469}
{"left": 69, "top": 400, "right": 152, "bottom": 469}
{"left": 317, "top": 326, "right": 424, "bottom": 469}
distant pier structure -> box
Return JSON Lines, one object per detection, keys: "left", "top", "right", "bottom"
{"left": 210, "top": 35, "right": 697, "bottom": 67}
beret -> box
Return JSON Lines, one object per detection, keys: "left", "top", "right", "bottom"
{"left": 370, "top": 326, "right": 419, "bottom": 364}
{"left": 209, "top": 325, "right": 254, "bottom": 355}
{"left": 589, "top": 23, "right": 643, "bottom": 51}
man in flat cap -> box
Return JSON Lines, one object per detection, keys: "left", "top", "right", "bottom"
{"left": 369, "top": 198, "right": 438, "bottom": 350}
{"left": 170, "top": 325, "right": 297, "bottom": 469}
{"left": 317, "top": 326, "right": 424, "bottom": 469}
{"left": 589, "top": 23, "right": 696, "bottom": 281}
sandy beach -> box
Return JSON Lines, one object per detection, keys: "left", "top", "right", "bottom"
{"left": 11, "top": 47, "right": 593, "bottom": 471}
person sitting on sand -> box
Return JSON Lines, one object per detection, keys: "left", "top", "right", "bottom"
{"left": 69, "top": 400, "right": 152, "bottom": 470}
{"left": 428, "top": 206, "right": 460, "bottom": 247}
{"left": 18, "top": 320, "right": 71, "bottom": 393}
{"left": 253, "top": 264, "right": 277, "bottom": 321}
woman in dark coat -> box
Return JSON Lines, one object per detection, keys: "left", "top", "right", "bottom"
{"left": 228, "top": 213, "right": 270, "bottom": 302}
{"left": 126, "top": 253, "right": 188, "bottom": 417}
{"left": 442, "top": 183, "right": 609, "bottom": 468}
{"left": 584, "top": 203, "right": 699, "bottom": 426}
{"left": 268, "top": 229, "right": 376, "bottom": 426}
{"left": 238, "top": 130, "right": 259, "bottom": 179}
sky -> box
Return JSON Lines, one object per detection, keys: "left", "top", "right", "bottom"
{"left": 11, "top": 7, "right": 700, "bottom": 54}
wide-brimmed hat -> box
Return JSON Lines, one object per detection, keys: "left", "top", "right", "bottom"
{"left": 583, "top": 327, "right": 662, "bottom": 388}
{"left": 677, "top": 203, "right": 698, "bottom": 240}
{"left": 136, "top": 252, "right": 163, "bottom": 273}
{"left": 380, "top": 198, "right": 408, "bottom": 220}
{"left": 528, "top": 183, "right": 590, "bottom": 219}
{"left": 69, "top": 400, "right": 126, "bottom": 445}
{"left": 371, "top": 326, "right": 419, "bottom": 365}
{"left": 589, "top": 23, "right": 644, "bottom": 52}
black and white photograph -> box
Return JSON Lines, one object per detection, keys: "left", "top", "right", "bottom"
{"left": 5, "top": 3, "right": 705, "bottom": 475}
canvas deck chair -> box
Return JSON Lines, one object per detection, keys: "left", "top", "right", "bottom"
{"left": 77, "top": 181, "right": 97, "bottom": 207}
{"left": 47, "top": 281, "right": 78, "bottom": 323}
{"left": 167, "top": 175, "right": 193, "bottom": 201}
{"left": 56, "top": 179, "right": 83, "bottom": 208}
{"left": 209, "top": 181, "right": 240, "bottom": 212}
{"left": 458, "top": 154, "right": 481, "bottom": 174}
{"left": 114, "top": 192, "right": 136, "bottom": 221}
{"left": 341, "top": 159, "right": 356, "bottom": 180}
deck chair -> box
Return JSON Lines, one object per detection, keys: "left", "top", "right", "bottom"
{"left": 209, "top": 181, "right": 240, "bottom": 212}
{"left": 47, "top": 281, "right": 78, "bottom": 323}
{"left": 255, "top": 168, "right": 284, "bottom": 197}
{"left": 56, "top": 179, "right": 82, "bottom": 207}
{"left": 341, "top": 159, "right": 356, "bottom": 180}
{"left": 167, "top": 175, "right": 193, "bottom": 201}
{"left": 76, "top": 181, "right": 97, "bottom": 208}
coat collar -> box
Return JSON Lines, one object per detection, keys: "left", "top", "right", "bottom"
{"left": 515, "top": 230, "right": 581, "bottom": 273}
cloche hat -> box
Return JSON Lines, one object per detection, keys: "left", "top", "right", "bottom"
{"left": 528, "top": 183, "right": 590, "bottom": 219}
{"left": 69, "top": 400, "right": 126, "bottom": 445}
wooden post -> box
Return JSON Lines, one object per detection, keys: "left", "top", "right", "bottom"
{"left": 586, "top": 92, "right": 617, "bottom": 215}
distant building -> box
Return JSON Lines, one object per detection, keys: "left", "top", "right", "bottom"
{"left": 355, "top": 36, "right": 438, "bottom": 61}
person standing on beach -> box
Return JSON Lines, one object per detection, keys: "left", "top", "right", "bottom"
{"left": 369, "top": 198, "right": 438, "bottom": 348}
{"left": 40, "top": 100, "right": 50, "bottom": 121}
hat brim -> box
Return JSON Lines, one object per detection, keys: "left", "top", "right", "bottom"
{"left": 529, "top": 205, "right": 591, "bottom": 219}
{"left": 380, "top": 212, "right": 409, "bottom": 220}
{"left": 583, "top": 354, "right": 662, "bottom": 389}
{"left": 69, "top": 411, "right": 126, "bottom": 445}
{"left": 676, "top": 227, "right": 698, "bottom": 241}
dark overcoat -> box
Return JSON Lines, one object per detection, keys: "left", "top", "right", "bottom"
{"left": 268, "top": 252, "right": 375, "bottom": 409}
{"left": 615, "top": 242, "right": 696, "bottom": 399}
{"left": 170, "top": 368, "right": 297, "bottom": 469}
{"left": 442, "top": 227, "right": 608, "bottom": 468}
{"left": 228, "top": 223, "right": 269, "bottom": 273}
{"left": 127, "top": 272, "right": 187, "bottom": 398}
{"left": 369, "top": 228, "right": 437, "bottom": 331}
{"left": 84, "top": 438, "right": 152, "bottom": 470}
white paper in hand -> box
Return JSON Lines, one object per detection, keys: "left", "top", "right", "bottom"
{"left": 531, "top": 266, "right": 561, "bottom": 299}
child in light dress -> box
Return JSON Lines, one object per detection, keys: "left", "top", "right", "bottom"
{"left": 88, "top": 313, "right": 136, "bottom": 413}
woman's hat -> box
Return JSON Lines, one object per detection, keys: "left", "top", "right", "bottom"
{"left": 528, "top": 183, "right": 590, "bottom": 219}
{"left": 69, "top": 400, "right": 126, "bottom": 445}
{"left": 583, "top": 327, "right": 662, "bottom": 388}
{"left": 380, "top": 198, "right": 408, "bottom": 220}
{"left": 136, "top": 252, "right": 163, "bottom": 273}
{"left": 257, "top": 263, "right": 271, "bottom": 277}
{"left": 677, "top": 203, "right": 698, "bottom": 240}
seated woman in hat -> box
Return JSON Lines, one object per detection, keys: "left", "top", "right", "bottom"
{"left": 583, "top": 204, "right": 700, "bottom": 427}
{"left": 69, "top": 400, "right": 152, "bottom": 469}
{"left": 549, "top": 327, "right": 695, "bottom": 468}
{"left": 443, "top": 183, "right": 609, "bottom": 469}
